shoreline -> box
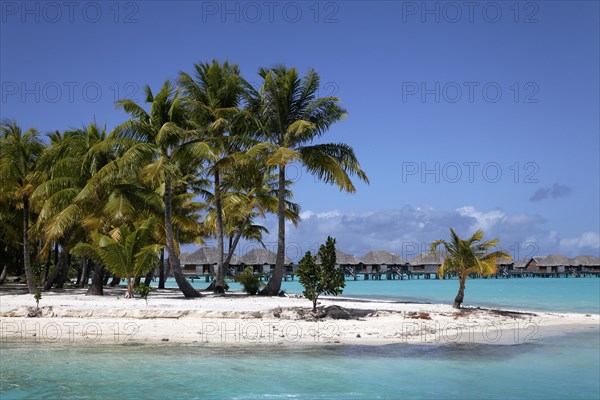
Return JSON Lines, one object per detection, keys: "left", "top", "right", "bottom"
{"left": 1, "top": 287, "right": 598, "bottom": 346}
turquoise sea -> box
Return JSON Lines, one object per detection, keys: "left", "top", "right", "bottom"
{"left": 1, "top": 331, "right": 599, "bottom": 399}
{"left": 164, "top": 276, "right": 600, "bottom": 314}
{"left": 2, "top": 278, "right": 599, "bottom": 399}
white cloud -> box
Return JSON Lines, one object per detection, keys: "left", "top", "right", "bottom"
{"left": 560, "top": 232, "right": 600, "bottom": 252}
{"left": 456, "top": 206, "right": 506, "bottom": 232}
{"left": 189, "top": 206, "right": 599, "bottom": 262}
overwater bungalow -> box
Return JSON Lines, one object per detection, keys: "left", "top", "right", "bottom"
{"left": 495, "top": 257, "right": 514, "bottom": 277}
{"left": 409, "top": 252, "right": 446, "bottom": 278}
{"left": 360, "top": 250, "right": 408, "bottom": 275}
{"left": 569, "top": 255, "right": 600, "bottom": 275}
{"left": 240, "top": 248, "right": 292, "bottom": 276}
{"left": 332, "top": 249, "right": 361, "bottom": 277}
{"left": 524, "top": 254, "right": 571, "bottom": 274}
{"left": 180, "top": 247, "right": 241, "bottom": 276}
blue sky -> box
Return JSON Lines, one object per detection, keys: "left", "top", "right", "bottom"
{"left": 2, "top": 1, "right": 599, "bottom": 260}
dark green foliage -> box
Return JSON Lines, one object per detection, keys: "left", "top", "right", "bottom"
{"left": 235, "top": 266, "right": 262, "bottom": 295}
{"left": 135, "top": 283, "right": 152, "bottom": 304}
{"left": 297, "top": 236, "right": 345, "bottom": 312}
{"left": 34, "top": 288, "right": 42, "bottom": 309}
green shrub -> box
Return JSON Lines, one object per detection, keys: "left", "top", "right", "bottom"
{"left": 297, "top": 236, "right": 345, "bottom": 312}
{"left": 135, "top": 283, "right": 152, "bottom": 304}
{"left": 34, "top": 288, "right": 42, "bottom": 309}
{"left": 235, "top": 266, "right": 262, "bottom": 295}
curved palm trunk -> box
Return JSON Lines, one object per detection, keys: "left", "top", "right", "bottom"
{"left": 453, "top": 276, "right": 467, "bottom": 309}
{"left": 125, "top": 278, "right": 134, "bottom": 298}
{"left": 165, "top": 175, "right": 200, "bottom": 298}
{"left": 43, "top": 245, "right": 64, "bottom": 291}
{"left": 23, "top": 197, "right": 36, "bottom": 293}
{"left": 264, "top": 166, "right": 286, "bottom": 295}
{"left": 214, "top": 169, "right": 225, "bottom": 293}
{"left": 143, "top": 269, "right": 154, "bottom": 286}
{"left": 79, "top": 257, "right": 88, "bottom": 288}
{"left": 0, "top": 264, "right": 8, "bottom": 284}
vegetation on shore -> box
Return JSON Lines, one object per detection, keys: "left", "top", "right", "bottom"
{"left": 0, "top": 60, "right": 368, "bottom": 298}
{"left": 431, "top": 229, "right": 511, "bottom": 308}
{"left": 297, "top": 236, "right": 345, "bottom": 312}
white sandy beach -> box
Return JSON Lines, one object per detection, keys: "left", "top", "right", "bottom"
{"left": 1, "top": 287, "right": 598, "bottom": 346}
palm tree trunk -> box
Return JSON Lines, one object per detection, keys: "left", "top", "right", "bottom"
{"left": 42, "top": 249, "right": 52, "bottom": 287}
{"left": 86, "top": 262, "right": 104, "bottom": 296}
{"left": 126, "top": 278, "right": 133, "bottom": 298}
{"left": 55, "top": 251, "right": 70, "bottom": 289}
{"left": 165, "top": 175, "right": 200, "bottom": 298}
{"left": 143, "top": 269, "right": 154, "bottom": 286}
{"left": 224, "top": 229, "right": 243, "bottom": 271}
{"left": 22, "top": 196, "right": 36, "bottom": 293}
{"left": 158, "top": 248, "right": 165, "bottom": 289}
{"left": 43, "top": 245, "right": 64, "bottom": 291}
{"left": 264, "top": 165, "right": 286, "bottom": 295}
{"left": 0, "top": 264, "right": 7, "bottom": 284}
{"left": 109, "top": 275, "right": 120, "bottom": 287}
{"left": 453, "top": 276, "right": 466, "bottom": 309}
{"left": 79, "top": 257, "right": 88, "bottom": 288}
{"left": 214, "top": 169, "right": 225, "bottom": 294}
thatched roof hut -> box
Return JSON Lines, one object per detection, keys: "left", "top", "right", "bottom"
{"left": 241, "top": 248, "right": 291, "bottom": 265}
{"left": 513, "top": 259, "right": 529, "bottom": 270}
{"left": 495, "top": 256, "right": 514, "bottom": 266}
{"left": 360, "top": 250, "right": 407, "bottom": 265}
{"left": 334, "top": 249, "right": 360, "bottom": 265}
{"left": 533, "top": 254, "right": 571, "bottom": 266}
{"left": 571, "top": 255, "right": 600, "bottom": 266}
{"left": 409, "top": 252, "right": 446, "bottom": 266}
{"left": 181, "top": 247, "right": 240, "bottom": 265}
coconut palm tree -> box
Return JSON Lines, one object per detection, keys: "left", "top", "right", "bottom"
{"left": 110, "top": 81, "right": 206, "bottom": 297}
{"left": 71, "top": 218, "right": 162, "bottom": 298}
{"left": 244, "top": 66, "right": 369, "bottom": 295}
{"left": 0, "top": 120, "right": 45, "bottom": 293}
{"left": 32, "top": 123, "right": 115, "bottom": 290}
{"left": 178, "top": 60, "right": 246, "bottom": 293}
{"left": 430, "top": 228, "right": 511, "bottom": 309}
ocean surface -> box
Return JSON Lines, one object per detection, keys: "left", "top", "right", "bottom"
{"left": 163, "top": 276, "right": 600, "bottom": 314}
{"left": 1, "top": 331, "right": 599, "bottom": 399}
{"left": 2, "top": 278, "right": 599, "bottom": 399}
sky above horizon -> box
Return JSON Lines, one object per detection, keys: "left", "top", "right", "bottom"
{"left": 1, "top": 1, "right": 599, "bottom": 260}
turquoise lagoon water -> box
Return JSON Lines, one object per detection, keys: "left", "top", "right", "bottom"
{"left": 161, "top": 276, "right": 600, "bottom": 314}
{"left": 1, "top": 331, "right": 599, "bottom": 399}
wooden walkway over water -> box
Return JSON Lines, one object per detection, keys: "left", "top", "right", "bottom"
{"left": 184, "top": 269, "right": 600, "bottom": 282}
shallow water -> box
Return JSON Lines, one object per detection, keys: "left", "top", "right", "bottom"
{"left": 161, "top": 276, "right": 600, "bottom": 313}
{"left": 1, "top": 331, "right": 598, "bottom": 399}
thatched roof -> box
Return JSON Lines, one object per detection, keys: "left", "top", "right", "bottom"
{"left": 531, "top": 254, "right": 570, "bottom": 267}
{"left": 334, "top": 249, "right": 360, "bottom": 265}
{"left": 495, "top": 256, "right": 514, "bottom": 265}
{"left": 409, "top": 252, "right": 446, "bottom": 266}
{"left": 181, "top": 247, "right": 240, "bottom": 265}
{"left": 513, "top": 259, "right": 529, "bottom": 269}
{"left": 360, "top": 250, "right": 407, "bottom": 265}
{"left": 570, "top": 255, "right": 600, "bottom": 266}
{"left": 241, "top": 248, "right": 291, "bottom": 265}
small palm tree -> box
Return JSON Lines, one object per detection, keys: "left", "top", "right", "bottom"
{"left": 71, "top": 218, "right": 162, "bottom": 298}
{"left": 430, "top": 229, "right": 511, "bottom": 309}
{"left": 244, "top": 66, "right": 369, "bottom": 295}
{"left": 0, "top": 120, "right": 45, "bottom": 293}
